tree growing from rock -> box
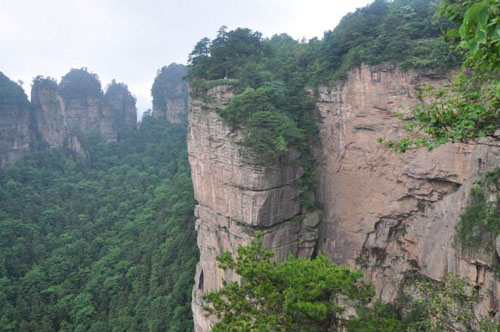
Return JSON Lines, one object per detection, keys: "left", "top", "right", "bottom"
{"left": 203, "top": 235, "right": 374, "bottom": 332}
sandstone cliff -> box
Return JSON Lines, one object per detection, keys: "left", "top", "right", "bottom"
{"left": 0, "top": 70, "right": 138, "bottom": 167}
{"left": 152, "top": 64, "right": 189, "bottom": 126}
{"left": 316, "top": 63, "right": 500, "bottom": 316}
{"left": 0, "top": 72, "right": 32, "bottom": 167}
{"left": 187, "top": 84, "right": 319, "bottom": 331}
{"left": 188, "top": 63, "right": 500, "bottom": 330}
{"left": 31, "top": 70, "right": 137, "bottom": 153}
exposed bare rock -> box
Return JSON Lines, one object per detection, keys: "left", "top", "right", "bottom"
{"left": 103, "top": 82, "right": 137, "bottom": 141}
{"left": 31, "top": 79, "right": 65, "bottom": 148}
{"left": 316, "top": 63, "right": 500, "bottom": 316}
{"left": 31, "top": 72, "right": 137, "bottom": 155}
{"left": 188, "top": 63, "right": 500, "bottom": 329}
{"left": 0, "top": 72, "right": 32, "bottom": 167}
{"left": 188, "top": 84, "right": 318, "bottom": 331}
{"left": 0, "top": 104, "right": 31, "bottom": 167}
{"left": 152, "top": 64, "right": 189, "bottom": 126}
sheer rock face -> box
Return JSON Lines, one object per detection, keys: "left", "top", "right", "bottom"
{"left": 188, "top": 85, "right": 318, "bottom": 332}
{"left": 189, "top": 63, "right": 500, "bottom": 330}
{"left": 151, "top": 63, "right": 189, "bottom": 126}
{"left": 152, "top": 83, "right": 189, "bottom": 126}
{"left": 31, "top": 82, "right": 66, "bottom": 148}
{"left": 31, "top": 80, "right": 137, "bottom": 152}
{"left": 103, "top": 87, "right": 137, "bottom": 140}
{"left": 316, "top": 63, "right": 500, "bottom": 316}
{"left": 0, "top": 103, "right": 31, "bottom": 167}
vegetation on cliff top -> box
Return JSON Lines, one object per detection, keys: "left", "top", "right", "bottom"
{"left": 188, "top": 0, "right": 459, "bottom": 86}
{"left": 151, "top": 63, "right": 189, "bottom": 111}
{"left": 386, "top": 0, "right": 500, "bottom": 152}
{"left": 186, "top": 0, "right": 457, "bottom": 206}
{"left": 0, "top": 116, "right": 197, "bottom": 331}
{"left": 0, "top": 72, "right": 30, "bottom": 107}
{"left": 59, "top": 68, "right": 103, "bottom": 101}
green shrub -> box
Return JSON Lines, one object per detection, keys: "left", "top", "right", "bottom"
{"left": 457, "top": 171, "right": 500, "bottom": 248}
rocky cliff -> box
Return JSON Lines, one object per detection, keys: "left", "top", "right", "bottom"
{"left": 188, "top": 63, "right": 500, "bottom": 330}
{"left": 316, "top": 63, "right": 500, "bottom": 315}
{"left": 31, "top": 70, "right": 137, "bottom": 153}
{"left": 0, "top": 73, "right": 32, "bottom": 167}
{"left": 0, "top": 69, "right": 137, "bottom": 167}
{"left": 187, "top": 85, "right": 319, "bottom": 331}
{"left": 152, "top": 64, "right": 189, "bottom": 126}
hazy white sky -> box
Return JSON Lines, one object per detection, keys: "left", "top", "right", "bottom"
{"left": 0, "top": 0, "right": 372, "bottom": 116}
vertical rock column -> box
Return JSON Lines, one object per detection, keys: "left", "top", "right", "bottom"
{"left": 187, "top": 85, "right": 319, "bottom": 332}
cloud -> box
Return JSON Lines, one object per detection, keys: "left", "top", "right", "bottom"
{"left": 0, "top": 0, "right": 372, "bottom": 117}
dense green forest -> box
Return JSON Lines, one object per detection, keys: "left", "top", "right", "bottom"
{"left": 188, "top": 0, "right": 459, "bottom": 85}
{"left": 2, "top": 0, "right": 498, "bottom": 330}
{"left": 0, "top": 115, "right": 198, "bottom": 331}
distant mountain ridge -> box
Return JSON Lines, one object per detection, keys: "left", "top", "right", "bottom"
{"left": 0, "top": 68, "right": 138, "bottom": 166}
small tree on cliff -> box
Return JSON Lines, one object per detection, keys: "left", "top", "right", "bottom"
{"left": 203, "top": 235, "right": 374, "bottom": 332}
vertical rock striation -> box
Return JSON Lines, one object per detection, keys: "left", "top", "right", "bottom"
{"left": 0, "top": 73, "right": 31, "bottom": 167}
{"left": 0, "top": 70, "right": 138, "bottom": 166}
{"left": 189, "top": 63, "right": 500, "bottom": 327}
{"left": 188, "top": 85, "right": 319, "bottom": 331}
{"left": 103, "top": 82, "right": 137, "bottom": 141}
{"left": 316, "top": 63, "right": 500, "bottom": 316}
{"left": 152, "top": 64, "right": 189, "bottom": 126}
{"left": 31, "top": 71, "right": 137, "bottom": 154}
{"left": 31, "top": 78, "right": 65, "bottom": 148}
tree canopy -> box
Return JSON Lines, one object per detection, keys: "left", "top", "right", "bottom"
{"left": 0, "top": 115, "right": 198, "bottom": 331}
{"left": 0, "top": 72, "right": 30, "bottom": 107}
{"left": 204, "top": 236, "right": 500, "bottom": 331}
{"left": 385, "top": 0, "right": 500, "bottom": 151}
{"left": 204, "top": 235, "right": 374, "bottom": 332}
{"left": 59, "top": 68, "right": 103, "bottom": 101}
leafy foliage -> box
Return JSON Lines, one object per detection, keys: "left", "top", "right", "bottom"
{"left": 0, "top": 72, "right": 30, "bottom": 107}
{"left": 0, "top": 116, "right": 198, "bottom": 331}
{"left": 386, "top": 0, "right": 500, "bottom": 151}
{"left": 344, "top": 302, "right": 405, "bottom": 332}
{"left": 311, "top": 0, "right": 460, "bottom": 81}
{"left": 32, "top": 76, "right": 58, "bottom": 91}
{"left": 188, "top": 27, "right": 269, "bottom": 81}
{"left": 399, "top": 275, "right": 500, "bottom": 331}
{"left": 105, "top": 80, "right": 136, "bottom": 102}
{"left": 203, "top": 237, "right": 500, "bottom": 331}
{"left": 457, "top": 170, "right": 500, "bottom": 249}
{"left": 204, "top": 235, "right": 374, "bottom": 332}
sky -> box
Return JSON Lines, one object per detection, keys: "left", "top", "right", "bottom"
{"left": 0, "top": 0, "right": 372, "bottom": 117}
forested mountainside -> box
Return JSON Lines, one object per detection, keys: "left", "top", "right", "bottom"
{"left": 0, "top": 116, "right": 197, "bottom": 331}
{"left": 4, "top": 0, "right": 500, "bottom": 331}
